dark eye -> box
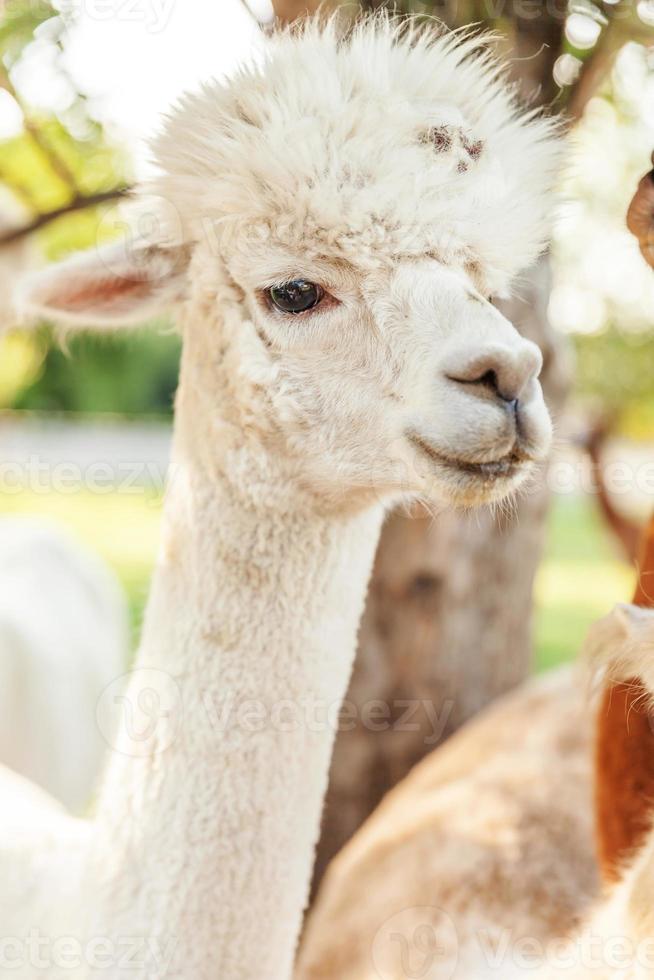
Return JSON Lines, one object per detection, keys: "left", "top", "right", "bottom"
{"left": 268, "top": 280, "right": 324, "bottom": 314}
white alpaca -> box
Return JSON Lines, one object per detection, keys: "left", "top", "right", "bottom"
{"left": 2, "top": 17, "right": 558, "bottom": 979}
{"left": 0, "top": 518, "right": 128, "bottom": 810}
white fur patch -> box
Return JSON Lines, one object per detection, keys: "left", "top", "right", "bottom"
{"left": 149, "top": 15, "right": 562, "bottom": 297}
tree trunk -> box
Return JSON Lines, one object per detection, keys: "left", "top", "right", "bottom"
{"left": 312, "top": 259, "right": 572, "bottom": 892}
{"left": 271, "top": 0, "right": 321, "bottom": 20}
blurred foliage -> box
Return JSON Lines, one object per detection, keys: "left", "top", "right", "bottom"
{"left": 0, "top": 116, "right": 120, "bottom": 215}
{"left": 550, "top": 42, "right": 654, "bottom": 434}
{"left": 534, "top": 493, "right": 634, "bottom": 669}
{"left": 0, "top": 0, "right": 180, "bottom": 416}
{"left": 0, "top": 0, "right": 53, "bottom": 63}
{"left": 0, "top": 331, "right": 43, "bottom": 404}
{"left": 574, "top": 328, "right": 654, "bottom": 437}
{"left": 13, "top": 327, "right": 181, "bottom": 416}
{"left": 352, "top": 0, "right": 654, "bottom": 111}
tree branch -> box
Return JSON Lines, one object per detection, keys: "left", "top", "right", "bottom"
{"left": 0, "top": 186, "right": 132, "bottom": 247}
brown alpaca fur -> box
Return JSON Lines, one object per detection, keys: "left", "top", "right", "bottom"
{"left": 626, "top": 160, "right": 654, "bottom": 269}
{"left": 595, "top": 515, "right": 654, "bottom": 882}
{"left": 297, "top": 668, "right": 599, "bottom": 980}
{"left": 594, "top": 162, "right": 654, "bottom": 882}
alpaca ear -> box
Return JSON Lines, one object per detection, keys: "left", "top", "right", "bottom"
{"left": 17, "top": 240, "right": 190, "bottom": 329}
{"left": 585, "top": 602, "right": 654, "bottom": 688}
{"left": 627, "top": 165, "right": 654, "bottom": 270}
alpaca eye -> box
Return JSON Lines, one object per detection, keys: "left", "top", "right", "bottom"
{"left": 268, "top": 280, "right": 323, "bottom": 314}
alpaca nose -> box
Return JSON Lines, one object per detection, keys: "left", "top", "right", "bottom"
{"left": 445, "top": 341, "right": 543, "bottom": 409}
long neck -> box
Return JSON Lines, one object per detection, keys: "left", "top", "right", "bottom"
{"left": 88, "top": 394, "right": 383, "bottom": 979}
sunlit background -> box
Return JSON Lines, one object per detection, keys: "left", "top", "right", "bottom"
{"left": 0, "top": 0, "right": 653, "bottom": 673}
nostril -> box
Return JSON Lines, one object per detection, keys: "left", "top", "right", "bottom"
{"left": 476, "top": 369, "right": 499, "bottom": 394}
{"left": 447, "top": 368, "right": 501, "bottom": 394}
{"left": 445, "top": 342, "right": 541, "bottom": 405}
{"left": 462, "top": 368, "right": 517, "bottom": 405}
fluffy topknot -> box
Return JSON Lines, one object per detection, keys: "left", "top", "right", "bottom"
{"left": 149, "top": 14, "right": 562, "bottom": 295}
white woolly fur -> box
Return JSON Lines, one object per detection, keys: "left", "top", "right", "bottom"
{"left": 151, "top": 14, "right": 561, "bottom": 296}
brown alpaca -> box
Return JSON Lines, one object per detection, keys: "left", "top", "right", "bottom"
{"left": 297, "top": 666, "right": 599, "bottom": 979}
{"left": 595, "top": 518, "right": 654, "bottom": 882}
{"left": 627, "top": 154, "right": 654, "bottom": 268}
{"left": 595, "top": 159, "right": 654, "bottom": 882}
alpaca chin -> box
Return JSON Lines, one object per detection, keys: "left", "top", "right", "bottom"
{"left": 430, "top": 458, "right": 537, "bottom": 509}
{"left": 407, "top": 430, "right": 543, "bottom": 509}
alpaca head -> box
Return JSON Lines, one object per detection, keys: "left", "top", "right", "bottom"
{"left": 20, "top": 17, "right": 559, "bottom": 511}
{"left": 586, "top": 603, "right": 654, "bottom": 698}
{"left": 627, "top": 156, "right": 654, "bottom": 270}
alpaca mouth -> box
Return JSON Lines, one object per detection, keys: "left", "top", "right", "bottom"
{"left": 407, "top": 433, "right": 531, "bottom": 482}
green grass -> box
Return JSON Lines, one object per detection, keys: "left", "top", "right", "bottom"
{"left": 0, "top": 487, "right": 635, "bottom": 670}
{"left": 533, "top": 496, "right": 634, "bottom": 671}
